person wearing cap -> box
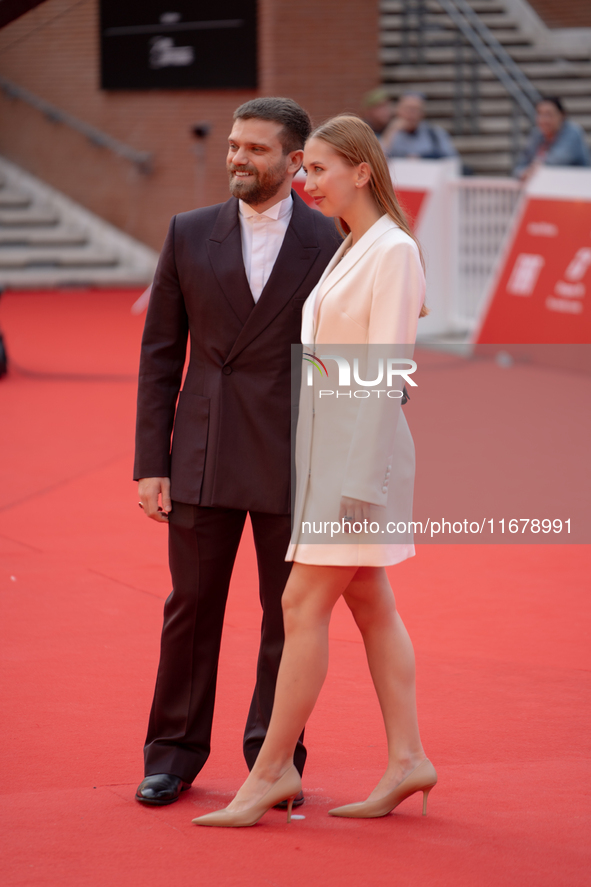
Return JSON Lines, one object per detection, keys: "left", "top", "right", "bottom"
{"left": 381, "top": 92, "right": 457, "bottom": 160}
{"left": 513, "top": 96, "right": 590, "bottom": 181}
{"left": 361, "top": 88, "right": 395, "bottom": 137}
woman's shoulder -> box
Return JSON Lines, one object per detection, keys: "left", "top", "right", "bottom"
{"left": 372, "top": 218, "right": 420, "bottom": 255}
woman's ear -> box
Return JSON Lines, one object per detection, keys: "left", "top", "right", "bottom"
{"left": 356, "top": 162, "right": 372, "bottom": 188}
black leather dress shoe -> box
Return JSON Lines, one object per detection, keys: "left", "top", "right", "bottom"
{"left": 135, "top": 774, "right": 191, "bottom": 806}
{"left": 274, "top": 790, "right": 305, "bottom": 810}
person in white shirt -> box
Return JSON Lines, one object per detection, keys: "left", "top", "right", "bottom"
{"left": 134, "top": 98, "right": 341, "bottom": 808}
{"left": 238, "top": 194, "right": 293, "bottom": 301}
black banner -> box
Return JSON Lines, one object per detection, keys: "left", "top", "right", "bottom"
{"left": 99, "top": 1, "right": 257, "bottom": 90}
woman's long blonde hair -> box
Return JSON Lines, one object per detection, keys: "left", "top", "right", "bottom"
{"left": 309, "top": 114, "right": 428, "bottom": 318}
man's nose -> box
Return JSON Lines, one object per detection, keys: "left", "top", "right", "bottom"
{"left": 232, "top": 148, "right": 248, "bottom": 165}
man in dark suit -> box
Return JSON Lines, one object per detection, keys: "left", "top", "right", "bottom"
{"left": 134, "top": 97, "right": 341, "bottom": 806}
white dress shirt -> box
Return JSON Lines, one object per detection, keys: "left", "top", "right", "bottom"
{"left": 238, "top": 194, "right": 293, "bottom": 302}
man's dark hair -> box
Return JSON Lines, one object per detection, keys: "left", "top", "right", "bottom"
{"left": 233, "top": 97, "right": 312, "bottom": 153}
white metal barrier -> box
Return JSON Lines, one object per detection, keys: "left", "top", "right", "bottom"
{"left": 389, "top": 158, "right": 460, "bottom": 338}
{"left": 450, "top": 177, "right": 522, "bottom": 332}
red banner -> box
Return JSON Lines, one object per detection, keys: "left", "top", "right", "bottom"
{"left": 477, "top": 197, "right": 591, "bottom": 343}
{"left": 395, "top": 189, "right": 427, "bottom": 230}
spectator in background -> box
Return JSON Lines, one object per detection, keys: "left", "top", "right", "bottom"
{"left": 513, "top": 96, "right": 590, "bottom": 180}
{"left": 361, "top": 87, "right": 395, "bottom": 137}
{"left": 381, "top": 92, "right": 458, "bottom": 160}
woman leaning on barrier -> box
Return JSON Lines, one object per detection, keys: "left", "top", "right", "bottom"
{"left": 514, "top": 96, "right": 591, "bottom": 181}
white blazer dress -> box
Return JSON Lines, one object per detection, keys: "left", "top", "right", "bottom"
{"left": 286, "top": 214, "right": 425, "bottom": 567}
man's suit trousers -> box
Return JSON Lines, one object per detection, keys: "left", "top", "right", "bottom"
{"left": 143, "top": 502, "right": 306, "bottom": 783}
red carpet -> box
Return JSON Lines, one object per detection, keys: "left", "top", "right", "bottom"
{"left": 0, "top": 291, "right": 589, "bottom": 886}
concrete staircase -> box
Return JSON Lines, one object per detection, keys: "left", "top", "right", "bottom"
{"left": 0, "top": 156, "right": 157, "bottom": 289}
{"left": 380, "top": 0, "right": 591, "bottom": 175}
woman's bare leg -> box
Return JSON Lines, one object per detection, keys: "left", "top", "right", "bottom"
{"left": 226, "top": 562, "right": 356, "bottom": 812}
{"left": 343, "top": 566, "right": 426, "bottom": 798}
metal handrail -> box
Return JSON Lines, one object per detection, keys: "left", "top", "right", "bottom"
{"left": 451, "top": 0, "right": 540, "bottom": 109}
{"left": 0, "top": 75, "right": 153, "bottom": 173}
{"left": 436, "top": 0, "right": 540, "bottom": 121}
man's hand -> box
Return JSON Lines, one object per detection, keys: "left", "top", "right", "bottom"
{"left": 138, "top": 477, "right": 172, "bottom": 523}
{"left": 339, "top": 496, "right": 372, "bottom": 533}
{"left": 380, "top": 118, "right": 404, "bottom": 154}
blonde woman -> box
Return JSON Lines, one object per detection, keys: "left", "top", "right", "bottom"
{"left": 192, "top": 116, "right": 436, "bottom": 827}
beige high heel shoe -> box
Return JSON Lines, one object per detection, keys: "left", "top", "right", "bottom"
{"left": 191, "top": 765, "right": 302, "bottom": 828}
{"left": 328, "top": 758, "right": 437, "bottom": 819}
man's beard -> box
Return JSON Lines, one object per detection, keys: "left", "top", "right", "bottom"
{"left": 227, "top": 158, "right": 288, "bottom": 205}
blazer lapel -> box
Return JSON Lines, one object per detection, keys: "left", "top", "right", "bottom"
{"left": 206, "top": 197, "right": 254, "bottom": 325}
{"left": 301, "top": 235, "right": 350, "bottom": 343}
{"left": 225, "top": 191, "right": 324, "bottom": 363}
{"left": 312, "top": 215, "right": 396, "bottom": 334}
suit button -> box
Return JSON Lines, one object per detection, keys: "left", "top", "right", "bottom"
{"left": 222, "top": 366, "right": 233, "bottom": 375}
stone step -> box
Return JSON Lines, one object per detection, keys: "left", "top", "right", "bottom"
{"left": 0, "top": 155, "right": 158, "bottom": 288}
{"left": 381, "top": 76, "right": 591, "bottom": 98}
{"left": 452, "top": 133, "right": 519, "bottom": 151}
{"left": 0, "top": 206, "right": 60, "bottom": 226}
{"left": 525, "top": 79, "right": 591, "bottom": 95}
{"left": 0, "top": 246, "right": 119, "bottom": 269}
{"left": 385, "top": 61, "right": 591, "bottom": 84}
{"left": 381, "top": 77, "right": 515, "bottom": 97}
{"left": 386, "top": 64, "right": 497, "bottom": 81}
{"left": 558, "top": 97, "right": 591, "bottom": 114}
{"left": 381, "top": 45, "right": 591, "bottom": 64}
{"left": 380, "top": 12, "right": 520, "bottom": 30}
{"left": 381, "top": 0, "right": 508, "bottom": 13}
{"left": 409, "top": 96, "right": 513, "bottom": 115}
{"left": 460, "top": 151, "right": 514, "bottom": 170}
{"left": 0, "top": 224, "right": 88, "bottom": 247}
{"left": 427, "top": 113, "right": 591, "bottom": 133}
{"left": 381, "top": 29, "right": 531, "bottom": 46}
{"left": 521, "top": 62, "right": 591, "bottom": 79}
{"left": 427, "top": 117, "right": 526, "bottom": 135}
{"left": 0, "top": 188, "right": 32, "bottom": 209}
{"left": 384, "top": 93, "right": 591, "bottom": 116}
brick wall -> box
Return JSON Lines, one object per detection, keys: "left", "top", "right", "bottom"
{"left": 527, "top": 0, "right": 591, "bottom": 28}
{"left": 0, "top": 0, "right": 379, "bottom": 250}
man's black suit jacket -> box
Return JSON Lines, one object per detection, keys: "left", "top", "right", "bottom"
{"left": 134, "top": 191, "right": 341, "bottom": 514}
